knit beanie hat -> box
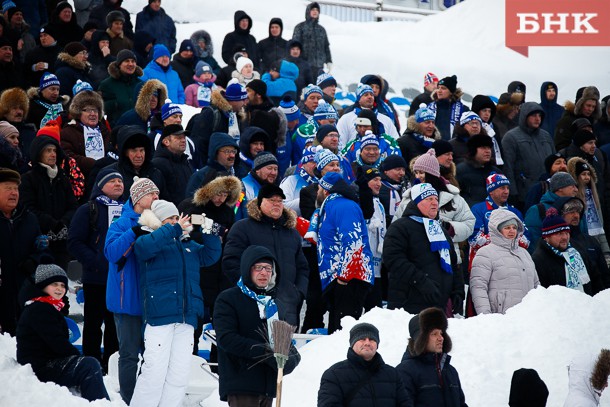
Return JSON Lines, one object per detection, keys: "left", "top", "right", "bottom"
{"left": 151, "top": 200, "right": 178, "bottom": 221}
{"left": 549, "top": 172, "right": 576, "bottom": 192}
{"left": 508, "top": 368, "right": 549, "bottom": 407}
{"left": 349, "top": 322, "right": 380, "bottom": 347}
{"left": 246, "top": 79, "right": 267, "bottom": 97}
{"left": 313, "top": 100, "right": 338, "bottom": 121}
{"left": 438, "top": 75, "right": 457, "bottom": 93}
{"left": 486, "top": 172, "right": 510, "bottom": 193}
{"left": 459, "top": 111, "right": 483, "bottom": 126}
{"left": 2, "top": 0, "right": 16, "bottom": 13}
{"left": 570, "top": 117, "right": 593, "bottom": 133}
{"left": 35, "top": 264, "right": 68, "bottom": 289}
{"left": 279, "top": 96, "right": 299, "bottom": 122}
{"left": 300, "top": 146, "right": 316, "bottom": 165}
{"left": 225, "top": 79, "right": 248, "bottom": 101}
{"left": 508, "top": 81, "right": 526, "bottom": 95}
{"left": 411, "top": 182, "right": 438, "bottom": 204}
{"left": 316, "top": 72, "right": 336, "bottom": 89}
{"left": 380, "top": 155, "right": 407, "bottom": 172}
{"left": 0, "top": 167, "right": 20, "bottom": 184}
{"left": 161, "top": 99, "right": 182, "bottom": 121}
{"left": 303, "top": 84, "right": 323, "bottom": 100}
{"left": 130, "top": 176, "right": 159, "bottom": 204}
{"left": 40, "top": 24, "right": 59, "bottom": 41}
{"left": 252, "top": 151, "right": 278, "bottom": 172}
{"left": 179, "top": 39, "right": 193, "bottom": 53}
{"left": 95, "top": 167, "right": 123, "bottom": 190}
{"left": 316, "top": 124, "right": 338, "bottom": 143}
{"left": 319, "top": 171, "right": 342, "bottom": 191}
{"left": 413, "top": 149, "right": 440, "bottom": 177}
{"left": 467, "top": 134, "right": 494, "bottom": 157}
{"left": 106, "top": 10, "right": 125, "bottom": 26}
{"left": 498, "top": 218, "right": 519, "bottom": 231}
{"left": 544, "top": 152, "right": 566, "bottom": 174}
{"left": 314, "top": 148, "right": 339, "bottom": 171}
{"left": 153, "top": 44, "right": 170, "bottom": 60}
{"left": 360, "top": 131, "right": 379, "bottom": 149}
{"left": 423, "top": 72, "right": 439, "bottom": 87}
{"left": 257, "top": 183, "right": 286, "bottom": 205}
{"left": 541, "top": 207, "right": 570, "bottom": 237}
{"left": 63, "top": 41, "right": 87, "bottom": 57}
{"left": 236, "top": 57, "right": 253, "bottom": 73}
{"left": 573, "top": 129, "right": 596, "bottom": 147}
{"left": 195, "top": 60, "right": 212, "bottom": 77}
{"left": 359, "top": 165, "right": 381, "bottom": 183}
{"left": 0, "top": 121, "right": 19, "bottom": 138}
{"left": 574, "top": 160, "right": 591, "bottom": 177}
{"left": 116, "top": 49, "right": 136, "bottom": 66}
{"left": 72, "top": 80, "right": 93, "bottom": 96}
{"left": 415, "top": 106, "right": 436, "bottom": 123}
{"left": 431, "top": 140, "right": 452, "bottom": 157}
{"left": 356, "top": 83, "right": 374, "bottom": 100}
{"left": 39, "top": 72, "right": 60, "bottom": 90}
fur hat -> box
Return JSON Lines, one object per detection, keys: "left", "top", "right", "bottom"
{"left": 467, "top": 134, "right": 494, "bottom": 157}
{"left": 574, "top": 86, "right": 601, "bottom": 118}
{"left": 130, "top": 177, "right": 159, "bottom": 205}
{"left": 349, "top": 322, "right": 380, "bottom": 347}
{"left": 0, "top": 87, "right": 29, "bottom": 119}
{"left": 151, "top": 200, "right": 178, "bottom": 222}
{"left": 106, "top": 10, "right": 125, "bottom": 26}
{"left": 34, "top": 263, "right": 68, "bottom": 289}
{"left": 508, "top": 368, "right": 549, "bottom": 407}
{"left": 413, "top": 149, "right": 440, "bottom": 178}
{"left": 438, "top": 75, "right": 457, "bottom": 94}
{"left": 193, "top": 175, "right": 242, "bottom": 207}
{"left": 69, "top": 89, "right": 104, "bottom": 118}
{"left": 160, "top": 124, "right": 185, "bottom": 140}
{"left": 408, "top": 307, "right": 451, "bottom": 356}
{"left": 135, "top": 79, "right": 167, "bottom": 121}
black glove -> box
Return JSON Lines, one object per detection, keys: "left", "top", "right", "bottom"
{"left": 417, "top": 277, "right": 441, "bottom": 304}
{"left": 131, "top": 226, "right": 148, "bottom": 238}
{"left": 452, "top": 293, "right": 464, "bottom": 316}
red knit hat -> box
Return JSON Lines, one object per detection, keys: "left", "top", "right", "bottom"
{"left": 36, "top": 119, "right": 62, "bottom": 142}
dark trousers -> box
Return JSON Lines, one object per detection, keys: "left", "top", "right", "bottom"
{"left": 228, "top": 394, "right": 273, "bottom": 407}
{"left": 327, "top": 279, "right": 371, "bottom": 334}
{"left": 82, "top": 283, "right": 118, "bottom": 373}
{"left": 301, "top": 246, "right": 325, "bottom": 333}
{"left": 113, "top": 313, "right": 143, "bottom": 404}
{"left": 364, "top": 277, "right": 383, "bottom": 312}
{"left": 37, "top": 355, "right": 109, "bottom": 401}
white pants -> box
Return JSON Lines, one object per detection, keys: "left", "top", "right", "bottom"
{"left": 130, "top": 323, "right": 194, "bottom": 407}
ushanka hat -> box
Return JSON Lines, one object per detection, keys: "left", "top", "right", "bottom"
{"left": 411, "top": 182, "right": 438, "bottom": 204}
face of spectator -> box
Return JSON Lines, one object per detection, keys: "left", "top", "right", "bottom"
{"left": 550, "top": 158, "right": 567, "bottom": 175}
{"left": 259, "top": 195, "right": 283, "bottom": 220}
{"left": 250, "top": 262, "right": 273, "bottom": 289}
{"left": 211, "top": 191, "right": 228, "bottom": 206}
{"left": 384, "top": 167, "right": 405, "bottom": 183}
{"left": 3, "top": 132, "right": 19, "bottom": 148}
{"left": 544, "top": 230, "right": 570, "bottom": 251}
{"left": 198, "top": 72, "right": 213, "bottom": 82}
{"left": 436, "top": 85, "right": 451, "bottom": 100}
{"left": 413, "top": 170, "right": 426, "bottom": 184}
{"left": 135, "top": 192, "right": 159, "bottom": 212}
{"left": 216, "top": 146, "right": 237, "bottom": 169}
{"left": 426, "top": 329, "right": 444, "bottom": 353}
{"left": 180, "top": 49, "right": 193, "bottom": 59}
{"left": 370, "top": 84, "right": 381, "bottom": 97}
{"left": 163, "top": 133, "right": 187, "bottom": 155}
{"left": 526, "top": 112, "right": 542, "bottom": 129}
{"left": 40, "top": 32, "right": 55, "bottom": 46}
{"left": 74, "top": 49, "right": 88, "bottom": 63}
{"left": 240, "top": 63, "right": 253, "bottom": 77}
{"left": 43, "top": 281, "right": 66, "bottom": 300}
{"left": 163, "top": 114, "right": 182, "bottom": 126}
{"left": 416, "top": 195, "right": 439, "bottom": 219}
{"left": 463, "top": 120, "right": 481, "bottom": 136}
{"left": 40, "top": 144, "right": 57, "bottom": 167}
{"left": 161, "top": 215, "right": 178, "bottom": 225}
{"left": 368, "top": 176, "right": 382, "bottom": 195}
{"left": 302, "top": 161, "right": 316, "bottom": 176}
{"left": 80, "top": 105, "right": 99, "bottom": 127}
{"left": 84, "top": 28, "right": 95, "bottom": 42}
{"left": 360, "top": 145, "right": 380, "bottom": 164}
{"left": 304, "top": 93, "right": 322, "bottom": 112}
{"left": 580, "top": 140, "right": 596, "bottom": 155}
{"left": 270, "top": 24, "right": 281, "bottom": 37}
{"left": 500, "top": 223, "right": 518, "bottom": 239}
{"left": 197, "top": 39, "right": 206, "bottom": 51}
{"left": 478, "top": 108, "right": 492, "bottom": 123}
{"left": 555, "top": 184, "right": 577, "bottom": 198}
{"left": 155, "top": 55, "right": 170, "bottom": 68}
{"left": 352, "top": 337, "right": 377, "bottom": 362}
{"left": 474, "top": 146, "right": 492, "bottom": 164}
{"left": 149, "top": 94, "right": 158, "bottom": 110}
{"left": 246, "top": 88, "right": 261, "bottom": 105}
{"left": 579, "top": 170, "right": 591, "bottom": 185}
{"left": 437, "top": 152, "right": 453, "bottom": 168}
{"left": 110, "top": 20, "right": 123, "bottom": 35}
{"left": 0, "top": 181, "right": 19, "bottom": 215}
{"left": 59, "top": 7, "right": 72, "bottom": 23}
{"left": 359, "top": 92, "right": 375, "bottom": 109}
{"left": 317, "top": 118, "right": 336, "bottom": 126}
{"left": 126, "top": 147, "right": 145, "bottom": 169}
{"left": 310, "top": 8, "right": 320, "bottom": 19}
{"left": 424, "top": 82, "right": 438, "bottom": 93}
{"left": 545, "top": 88, "right": 556, "bottom": 101}
{"left": 356, "top": 124, "right": 372, "bottom": 137}
{"left": 5, "top": 107, "right": 24, "bottom": 123}
{"left": 320, "top": 160, "right": 340, "bottom": 176}
{"left": 10, "top": 11, "right": 23, "bottom": 26}
{"left": 228, "top": 99, "right": 246, "bottom": 112}
{"left": 238, "top": 18, "right": 249, "bottom": 30}
{"left": 149, "top": 0, "right": 161, "bottom": 12}
{"left": 98, "top": 39, "right": 109, "bottom": 51}
{"left": 249, "top": 141, "right": 265, "bottom": 157}
{"left": 321, "top": 132, "right": 339, "bottom": 151}
{"left": 323, "top": 85, "right": 336, "bottom": 98}
{"left": 0, "top": 45, "right": 12, "bottom": 62}
{"left": 581, "top": 100, "right": 597, "bottom": 117}
{"left": 289, "top": 46, "right": 301, "bottom": 58}
{"left": 563, "top": 210, "right": 581, "bottom": 227}
{"left": 418, "top": 120, "right": 436, "bottom": 138}
{"left": 256, "top": 164, "right": 278, "bottom": 184}
{"left": 488, "top": 185, "right": 510, "bottom": 205}
{"left": 101, "top": 177, "right": 124, "bottom": 200}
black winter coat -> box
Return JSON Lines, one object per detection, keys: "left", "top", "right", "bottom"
{"left": 221, "top": 11, "right": 259, "bottom": 68}
{"left": 318, "top": 348, "right": 409, "bottom": 406}
{"left": 23, "top": 44, "right": 62, "bottom": 87}
{"left": 396, "top": 351, "right": 467, "bottom": 407}
{"left": 171, "top": 53, "right": 195, "bottom": 89}
{"left": 455, "top": 160, "right": 501, "bottom": 208}
{"left": 151, "top": 146, "right": 193, "bottom": 206}
{"left": 382, "top": 203, "right": 463, "bottom": 313}
{"left": 257, "top": 19, "right": 288, "bottom": 74}
{"left": 214, "top": 245, "right": 300, "bottom": 401}
{"left": 284, "top": 54, "right": 313, "bottom": 97}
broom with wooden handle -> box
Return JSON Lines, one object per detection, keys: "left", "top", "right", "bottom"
{"left": 272, "top": 320, "right": 296, "bottom": 407}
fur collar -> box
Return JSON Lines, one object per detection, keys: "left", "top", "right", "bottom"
{"left": 26, "top": 87, "right": 70, "bottom": 106}
{"left": 138, "top": 208, "right": 162, "bottom": 230}
{"left": 57, "top": 52, "right": 91, "bottom": 71}
{"left": 210, "top": 90, "right": 246, "bottom": 121}
{"left": 107, "top": 61, "right": 144, "bottom": 80}
{"left": 192, "top": 175, "right": 242, "bottom": 206}
{"left": 246, "top": 199, "right": 297, "bottom": 229}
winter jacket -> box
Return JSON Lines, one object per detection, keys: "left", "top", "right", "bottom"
{"left": 318, "top": 348, "right": 409, "bottom": 407}
{"left": 292, "top": 2, "right": 332, "bottom": 70}
{"left": 141, "top": 60, "right": 185, "bottom": 104}
{"left": 539, "top": 81, "right": 564, "bottom": 137}
{"left": 383, "top": 202, "right": 463, "bottom": 313}
{"left": 555, "top": 88, "right": 602, "bottom": 151}
{"left": 135, "top": 209, "right": 221, "bottom": 327}
{"left": 285, "top": 51, "right": 314, "bottom": 97}
{"left": 151, "top": 145, "right": 193, "bottom": 206}
{"left": 280, "top": 171, "right": 312, "bottom": 216}
{"left": 261, "top": 60, "right": 298, "bottom": 100}
{"left": 54, "top": 52, "right": 93, "bottom": 97}
{"left": 135, "top": 5, "right": 177, "bottom": 54}
{"left": 221, "top": 11, "right": 259, "bottom": 68}
{"left": 222, "top": 200, "right": 309, "bottom": 326}
{"left": 190, "top": 30, "right": 221, "bottom": 75}
{"left": 23, "top": 43, "right": 62, "bottom": 88}
{"left": 214, "top": 245, "right": 300, "bottom": 401}
{"left": 470, "top": 209, "right": 539, "bottom": 314}
{"left": 396, "top": 349, "right": 467, "bottom": 407}
{"left": 379, "top": 175, "right": 404, "bottom": 227}
{"left": 25, "top": 88, "right": 69, "bottom": 130}
{"left": 16, "top": 292, "right": 80, "bottom": 374}
{"left": 104, "top": 200, "right": 142, "bottom": 315}
{"left": 455, "top": 160, "right": 502, "bottom": 208}
{"left": 14, "top": 0, "right": 47, "bottom": 37}
{"left": 59, "top": 121, "right": 111, "bottom": 177}
{"left": 501, "top": 102, "right": 556, "bottom": 203}
{"left": 427, "top": 90, "right": 468, "bottom": 141}
{"left": 257, "top": 18, "right": 288, "bottom": 72}
{"left": 337, "top": 108, "right": 399, "bottom": 152}
{"left": 397, "top": 115, "right": 441, "bottom": 169}
{"left": 115, "top": 78, "right": 168, "bottom": 132}
{"left": 563, "top": 351, "right": 610, "bottom": 407}
{"left": 237, "top": 126, "right": 271, "bottom": 173}
{"left": 46, "top": 10, "right": 83, "bottom": 48}
{"left": 88, "top": 0, "right": 134, "bottom": 38}
{"left": 171, "top": 53, "right": 195, "bottom": 89}
{"left": 98, "top": 61, "right": 144, "bottom": 127}
{"left": 87, "top": 30, "right": 116, "bottom": 89}
{"left": 469, "top": 198, "right": 524, "bottom": 238}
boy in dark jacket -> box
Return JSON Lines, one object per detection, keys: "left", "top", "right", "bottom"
{"left": 16, "top": 264, "right": 109, "bottom": 401}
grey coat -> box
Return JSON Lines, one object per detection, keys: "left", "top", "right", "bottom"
{"left": 470, "top": 209, "right": 539, "bottom": 314}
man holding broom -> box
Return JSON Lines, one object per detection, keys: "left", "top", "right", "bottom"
{"left": 214, "top": 245, "right": 301, "bottom": 406}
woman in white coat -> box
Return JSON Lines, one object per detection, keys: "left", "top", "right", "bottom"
{"left": 470, "top": 208, "right": 539, "bottom": 314}
{"left": 564, "top": 349, "right": 610, "bottom": 407}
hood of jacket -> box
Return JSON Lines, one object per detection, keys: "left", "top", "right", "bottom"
{"left": 567, "top": 351, "right": 610, "bottom": 404}
{"left": 117, "top": 125, "right": 153, "bottom": 167}
{"left": 328, "top": 178, "right": 359, "bottom": 203}
{"left": 190, "top": 29, "right": 213, "bottom": 58}
{"left": 305, "top": 2, "right": 320, "bottom": 22}
{"left": 518, "top": 102, "right": 545, "bottom": 132}
{"left": 138, "top": 207, "right": 163, "bottom": 230}
{"left": 211, "top": 89, "right": 236, "bottom": 114}
{"left": 279, "top": 60, "right": 299, "bottom": 81}
{"left": 29, "top": 135, "right": 63, "bottom": 165}
{"left": 567, "top": 156, "right": 598, "bottom": 184}
{"left": 239, "top": 245, "right": 279, "bottom": 294}
{"left": 539, "top": 81, "right": 559, "bottom": 105}
{"left": 488, "top": 208, "right": 524, "bottom": 249}
{"left": 192, "top": 175, "right": 242, "bottom": 206}
{"left": 233, "top": 10, "right": 252, "bottom": 34}
{"left": 268, "top": 17, "right": 283, "bottom": 37}
{"left": 135, "top": 79, "right": 167, "bottom": 121}
{"left": 207, "top": 132, "right": 240, "bottom": 166}
{"left": 239, "top": 126, "right": 270, "bottom": 159}
{"left": 246, "top": 199, "right": 297, "bottom": 229}
{"left": 107, "top": 60, "right": 144, "bottom": 80}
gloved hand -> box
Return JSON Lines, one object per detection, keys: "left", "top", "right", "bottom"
{"left": 469, "top": 230, "right": 490, "bottom": 249}
{"left": 35, "top": 235, "right": 49, "bottom": 250}
{"left": 518, "top": 234, "right": 530, "bottom": 249}
{"left": 442, "top": 221, "right": 455, "bottom": 238}
{"left": 201, "top": 216, "right": 215, "bottom": 234}
{"left": 131, "top": 226, "right": 148, "bottom": 237}
{"left": 417, "top": 277, "right": 441, "bottom": 304}
{"left": 451, "top": 293, "right": 464, "bottom": 316}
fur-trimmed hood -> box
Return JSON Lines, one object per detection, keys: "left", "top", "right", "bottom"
{"left": 56, "top": 52, "right": 91, "bottom": 71}
{"left": 190, "top": 29, "right": 214, "bottom": 58}
{"left": 407, "top": 307, "right": 452, "bottom": 357}
{"left": 107, "top": 60, "right": 144, "bottom": 80}
{"left": 574, "top": 86, "right": 602, "bottom": 121}
{"left": 26, "top": 87, "right": 70, "bottom": 106}
{"left": 192, "top": 175, "right": 242, "bottom": 206}
{"left": 568, "top": 156, "right": 598, "bottom": 184}
{"left": 135, "top": 79, "right": 168, "bottom": 122}
{"left": 69, "top": 89, "right": 104, "bottom": 118}
{"left": 0, "top": 88, "right": 29, "bottom": 119}
{"left": 246, "top": 199, "right": 297, "bottom": 229}
{"left": 566, "top": 349, "right": 610, "bottom": 404}
{"left": 406, "top": 114, "right": 441, "bottom": 139}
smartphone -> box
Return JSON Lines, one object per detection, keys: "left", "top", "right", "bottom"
{"left": 191, "top": 214, "right": 204, "bottom": 225}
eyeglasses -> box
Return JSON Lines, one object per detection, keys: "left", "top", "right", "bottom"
{"left": 82, "top": 108, "right": 98, "bottom": 114}
{"left": 264, "top": 198, "right": 283, "bottom": 204}
{"left": 78, "top": 51, "right": 88, "bottom": 56}
{"left": 252, "top": 264, "right": 273, "bottom": 272}
{"left": 219, "top": 148, "right": 237, "bottom": 155}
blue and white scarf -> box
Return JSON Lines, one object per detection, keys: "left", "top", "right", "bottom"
{"left": 411, "top": 132, "right": 435, "bottom": 149}
{"left": 410, "top": 215, "right": 452, "bottom": 274}
{"left": 304, "top": 193, "right": 340, "bottom": 243}
{"left": 95, "top": 195, "right": 123, "bottom": 225}
{"left": 238, "top": 277, "right": 279, "bottom": 346}
{"left": 298, "top": 166, "right": 317, "bottom": 185}
{"left": 381, "top": 180, "right": 402, "bottom": 217}
{"left": 545, "top": 242, "right": 590, "bottom": 291}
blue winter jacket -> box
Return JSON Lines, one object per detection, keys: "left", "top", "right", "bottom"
{"left": 135, "top": 220, "right": 221, "bottom": 328}
{"left": 141, "top": 60, "right": 185, "bottom": 104}
{"left": 105, "top": 200, "right": 142, "bottom": 315}
{"left": 261, "top": 60, "right": 298, "bottom": 99}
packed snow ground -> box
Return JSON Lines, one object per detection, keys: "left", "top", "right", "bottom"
{"left": 1, "top": 0, "right": 609, "bottom": 405}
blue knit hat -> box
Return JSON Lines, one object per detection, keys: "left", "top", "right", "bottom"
{"left": 313, "top": 100, "right": 338, "bottom": 122}
{"left": 40, "top": 72, "right": 60, "bottom": 91}
{"left": 314, "top": 148, "right": 339, "bottom": 171}
{"left": 486, "top": 172, "right": 510, "bottom": 193}
{"left": 360, "top": 131, "right": 379, "bottom": 149}
{"left": 152, "top": 44, "right": 170, "bottom": 60}
{"left": 279, "top": 96, "right": 300, "bottom": 122}
{"left": 225, "top": 79, "right": 247, "bottom": 101}
{"left": 195, "top": 60, "right": 212, "bottom": 77}
{"left": 411, "top": 182, "right": 438, "bottom": 204}
{"left": 303, "top": 84, "right": 323, "bottom": 100}
{"left": 161, "top": 99, "right": 182, "bottom": 121}
{"left": 72, "top": 79, "right": 93, "bottom": 96}
{"left": 316, "top": 72, "right": 336, "bottom": 89}
{"left": 459, "top": 111, "right": 482, "bottom": 126}
{"left": 415, "top": 106, "right": 436, "bottom": 123}
{"left": 356, "top": 83, "right": 374, "bottom": 100}
{"left": 319, "top": 171, "right": 342, "bottom": 191}
{"left": 300, "top": 146, "right": 316, "bottom": 165}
